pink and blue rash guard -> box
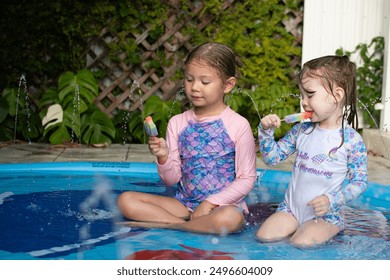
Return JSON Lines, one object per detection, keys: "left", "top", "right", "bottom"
{"left": 258, "top": 121, "right": 368, "bottom": 227}
{"left": 157, "top": 107, "right": 257, "bottom": 213}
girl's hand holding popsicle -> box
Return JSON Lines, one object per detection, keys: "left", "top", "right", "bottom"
{"left": 260, "top": 114, "right": 282, "bottom": 130}
{"left": 260, "top": 111, "right": 313, "bottom": 130}
{"left": 144, "top": 116, "right": 168, "bottom": 164}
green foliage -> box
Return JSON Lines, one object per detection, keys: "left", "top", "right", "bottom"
{"left": 0, "top": 0, "right": 116, "bottom": 90}
{"left": 143, "top": 95, "right": 182, "bottom": 137}
{"left": 227, "top": 83, "right": 300, "bottom": 139}
{"left": 0, "top": 87, "right": 42, "bottom": 142}
{"left": 81, "top": 106, "right": 116, "bottom": 144}
{"left": 127, "top": 95, "right": 182, "bottom": 143}
{"left": 1, "top": 0, "right": 303, "bottom": 142}
{"left": 57, "top": 69, "right": 98, "bottom": 113}
{"left": 42, "top": 106, "right": 77, "bottom": 144}
{"left": 112, "top": 110, "right": 133, "bottom": 144}
{"left": 208, "top": 0, "right": 301, "bottom": 85}
{"left": 205, "top": 0, "right": 302, "bottom": 136}
{"left": 0, "top": 97, "right": 8, "bottom": 123}
{"left": 336, "top": 36, "right": 384, "bottom": 128}
{"left": 40, "top": 69, "right": 115, "bottom": 145}
{"left": 0, "top": 89, "right": 18, "bottom": 141}
{"left": 107, "top": 0, "right": 169, "bottom": 67}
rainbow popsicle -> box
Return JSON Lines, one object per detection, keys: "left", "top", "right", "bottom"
{"left": 144, "top": 116, "right": 158, "bottom": 136}
{"left": 283, "top": 111, "right": 313, "bottom": 123}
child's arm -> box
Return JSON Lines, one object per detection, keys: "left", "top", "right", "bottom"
{"left": 190, "top": 200, "right": 218, "bottom": 220}
{"left": 155, "top": 117, "right": 183, "bottom": 186}
{"left": 260, "top": 114, "right": 282, "bottom": 130}
{"left": 258, "top": 116, "right": 305, "bottom": 166}
{"left": 325, "top": 133, "right": 368, "bottom": 211}
{"left": 148, "top": 137, "right": 168, "bottom": 164}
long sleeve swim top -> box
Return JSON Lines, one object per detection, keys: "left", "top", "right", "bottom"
{"left": 258, "top": 121, "right": 367, "bottom": 224}
{"left": 157, "top": 106, "right": 257, "bottom": 213}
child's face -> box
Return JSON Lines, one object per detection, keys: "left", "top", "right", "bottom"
{"left": 184, "top": 60, "right": 230, "bottom": 116}
{"left": 300, "top": 75, "right": 343, "bottom": 129}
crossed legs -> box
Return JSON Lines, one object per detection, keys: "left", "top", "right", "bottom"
{"left": 117, "top": 191, "right": 245, "bottom": 235}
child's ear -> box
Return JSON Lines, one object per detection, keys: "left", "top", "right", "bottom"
{"left": 334, "top": 86, "right": 345, "bottom": 104}
{"left": 224, "top": 77, "right": 236, "bottom": 93}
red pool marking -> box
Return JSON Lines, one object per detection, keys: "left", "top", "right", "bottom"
{"left": 125, "top": 244, "right": 235, "bottom": 260}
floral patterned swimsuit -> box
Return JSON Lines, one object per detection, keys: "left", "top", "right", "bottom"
{"left": 258, "top": 122, "right": 367, "bottom": 229}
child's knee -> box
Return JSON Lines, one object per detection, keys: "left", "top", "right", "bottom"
{"left": 290, "top": 235, "right": 315, "bottom": 247}
{"left": 256, "top": 228, "right": 265, "bottom": 241}
{"left": 256, "top": 226, "right": 274, "bottom": 242}
{"left": 289, "top": 230, "right": 323, "bottom": 247}
{"left": 214, "top": 207, "right": 244, "bottom": 234}
{"left": 290, "top": 222, "right": 340, "bottom": 247}
{"left": 117, "top": 191, "right": 135, "bottom": 211}
{"left": 256, "top": 223, "right": 292, "bottom": 243}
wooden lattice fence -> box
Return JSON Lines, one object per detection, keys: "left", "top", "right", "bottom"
{"left": 85, "top": 1, "right": 303, "bottom": 117}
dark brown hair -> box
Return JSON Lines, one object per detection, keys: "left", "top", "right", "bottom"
{"left": 184, "top": 42, "right": 237, "bottom": 81}
{"left": 297, "top": 55, "right": 358, "bottom": 151}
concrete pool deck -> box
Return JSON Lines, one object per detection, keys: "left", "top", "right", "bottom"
{"left": 0, "top": 141, "right": 389, "bottom": 185}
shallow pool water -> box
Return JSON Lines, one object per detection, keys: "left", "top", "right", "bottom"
{"left": 0, "top": 162, "right": 389, "bottom": 260}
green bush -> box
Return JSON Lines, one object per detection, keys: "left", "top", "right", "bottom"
{"left": 125, "top": 95, "right": 181, "bottom": 144}
{"left": 336, "top": 36, "right": 384, "bottom": 128}
{"left": 205, "top": 0, "right": 302, "bottom": 137}
{"left": 0, "top": 86, "right": 42, "bottom": 142}
{"left": 1, "top": 0, "right": 303, "bottom": 143}
{"left": 39, "top": 69, "right": 115, "bottom": 145}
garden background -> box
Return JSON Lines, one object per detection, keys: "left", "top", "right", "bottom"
{"left": 0, "top": 0, "right": 383, "bottom": 146}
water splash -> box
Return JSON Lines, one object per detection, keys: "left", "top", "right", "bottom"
{"left": 71, "top": 84, "right": 81, "bottom": 145}
{"left": 239, "top": 88, "right": 261, "bottom": 121}
{"left": 168, "top": 85, "right": 185, "bottom": 119}
{"left": 121, "top": 80, "right": 140, "bottom": 161}
{"left": 77, "top": 174, "right": 122, "bottom": 259}
{"left": 270, "top": 92, "right": 300, "bottom": 114}
{"left": 24, "top": 83, "right": 32, "bottom": 145}
{"left": 358, "top": 99, "right": 380, "bottom": 128}
{"left": 358, "top": 98, "right": 390, "bottom": 158}
{"left": 14, "top": 74, "right": 32, "bottom": 145}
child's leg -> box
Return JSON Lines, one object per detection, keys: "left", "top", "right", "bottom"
{"left": 256, "top": 212, "right": 299, "bottom": 242}
{"left": 175, "top": 205, "right": 245, "bottom": 234}
{"left": 117, "top": 191, "right": 190, "bottom": 223}
{"left": 119, "top": 205, "right": 245, "bottom": 235}
{"left": 290, "top": 219, "right": 340, "bottom": 247}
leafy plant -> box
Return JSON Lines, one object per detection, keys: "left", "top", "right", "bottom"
{"left": 127, "top": 95, "right": 181, "bottom": 143}
{"left": 41, "top": 104, "right": 78, "bottom": 144}
{"left": 81, "top": 106, "right": 116, "bottom": 144}
{"left": 0, "top": 0, "right": 116, "bottom": 91}
{"left": 200, "top": 0, "right": 303, "bottom": 137}
{"left": 0, "top": 87, "right": 42, "bottom": 142}
{"left": 227, "top": 83, "right": 300, "bottom": 139}
{"left": 336, "top": 36, "right": 384, "bottom": 128}
{"left": 39, "top": 69, "right": 115, "bottom": 145}
{"left": 1, "top": 0, "right": 304, "bottom": 143}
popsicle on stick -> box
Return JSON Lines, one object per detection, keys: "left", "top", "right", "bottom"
{"left": 144, "top": 116, "right": 158, "bottom": 136}
{"left": 282, "top": 111, "right": 313, "bottom": 123}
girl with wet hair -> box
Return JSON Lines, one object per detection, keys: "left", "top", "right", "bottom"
{"left": 256, "top": 55, "right": 367, "bottom": 247}
{"left": 117, "top": 42, "right": 257, "bottom": 234}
